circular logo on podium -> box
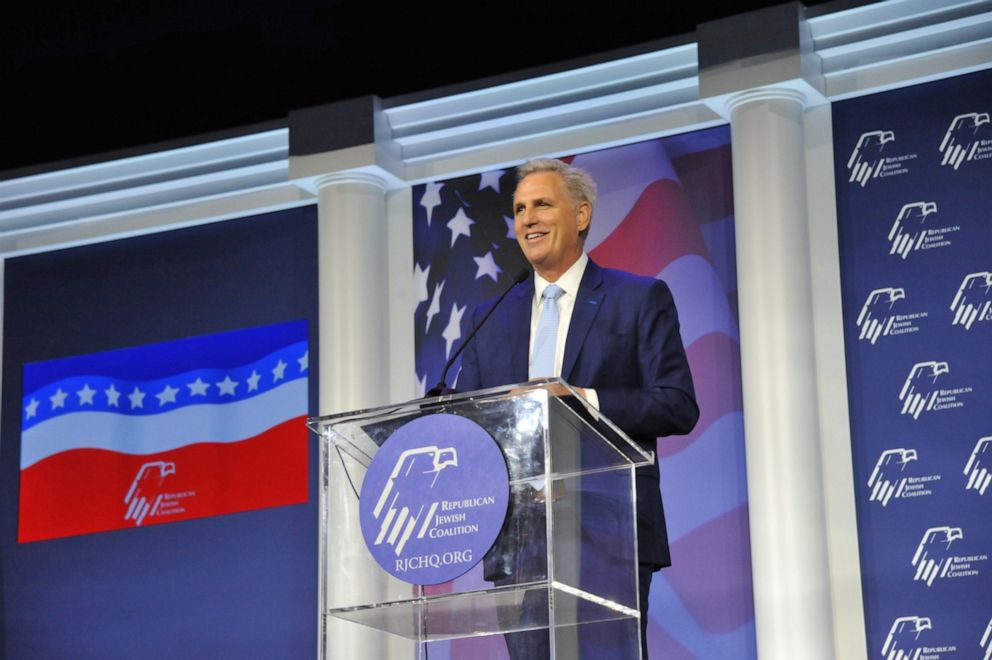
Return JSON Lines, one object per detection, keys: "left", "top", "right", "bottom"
{"left": 358, "top": 413, "right": 509, "bottom": 585}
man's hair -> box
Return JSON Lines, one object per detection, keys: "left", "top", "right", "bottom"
{"left": 516, "top": 158, "right": 596, "bottom": 239}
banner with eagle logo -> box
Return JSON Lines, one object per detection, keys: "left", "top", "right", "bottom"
{"left": 18, "top": 320, "right": 309, "bottom": 542}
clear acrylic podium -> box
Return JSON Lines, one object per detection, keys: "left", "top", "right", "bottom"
{"left": 307, "top": 380, "right": 653, "bottom": 658}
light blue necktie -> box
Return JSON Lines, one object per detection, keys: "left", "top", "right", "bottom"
{"left": 530, "top": 284, "right": 564, "bottom": 379}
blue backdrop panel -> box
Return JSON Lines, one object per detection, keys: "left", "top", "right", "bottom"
{"left": 1, "top": 206, "right": 319, "bottom": 660}
{"left": 833, "top": 69, "right": 992, "bottom": 659}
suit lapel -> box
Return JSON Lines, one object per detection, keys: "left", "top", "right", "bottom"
{"left": 504, "top": 278, "right": 533, "bottom": 383}
{"left": 563, "top": 260, "right": 605, "bottom": 381}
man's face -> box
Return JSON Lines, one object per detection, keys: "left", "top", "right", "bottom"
{"left": 513, "top": 171, "right": 590, "bottom": 281}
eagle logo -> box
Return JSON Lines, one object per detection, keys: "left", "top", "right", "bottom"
{"left": 898, "top": 361, "right": 949, "bottom": 419}
{"left": 371, "top": 446, "right": 458, "bottom": 555}
{"left": 847, "top": 130, "right": 895, "bottom": 186}
{"left": 939, "top": 112, "right": 990, "bottom": 169}
{"left": 124, "top": 461, "right": 176, "bottom": 526}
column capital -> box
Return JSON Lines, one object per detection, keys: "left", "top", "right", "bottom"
{"left": 725, "top": 86, "right": 810, "bottom": 115}
{"left": 698, "top": 2, "right": 827, "bottom": 121}
{"left": 288, "top": 96, "right": 405, "bottom": 194}
{"left": 313, "top": 171, "right": 389, "bottom": 194}
{"left": 708, "top": 78, "right": 826, "bottom": 122}
{"left": 295, "top": 164, "right": 404, "bottom": 196}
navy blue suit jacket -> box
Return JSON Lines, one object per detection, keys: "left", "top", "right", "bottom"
{"left": 459, "top": 259, "right": 698, "bottom": 569}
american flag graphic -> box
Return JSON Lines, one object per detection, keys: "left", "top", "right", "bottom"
{"left": 413, "top": 129, "right": 754, "bottom": 658}
{"left": 19, "top": 320, "right": 309, "bottom": 543}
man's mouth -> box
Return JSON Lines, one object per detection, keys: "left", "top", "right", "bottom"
{"left": 525, "top": 232, "right": 547, "bottom": 240}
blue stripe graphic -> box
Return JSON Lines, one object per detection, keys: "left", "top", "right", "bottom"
{"left": 22, "top": 321, "right": 308, "bottom": 431}
{"left": 23, "top": 319, "right": 307, "bottom": 392}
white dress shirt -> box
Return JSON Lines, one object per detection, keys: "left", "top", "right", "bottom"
{"left": 530, "top": 253, "right": 600, "bottom": 409}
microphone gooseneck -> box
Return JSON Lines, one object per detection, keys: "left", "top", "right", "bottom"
{"left": 427, "top": 268, "right": 530, "bottom": 397}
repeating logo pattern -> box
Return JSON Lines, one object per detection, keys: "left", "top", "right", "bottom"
{"left": 950, "top": 271, "right": 992, "bottom": 330}
{"left": 857, "top": 287, "right": 906, "bottom": 343}
{"left": 836, "top": 70, "right": 992, "bottom": 660}
{"left": 939, "top": 113, "right": 991, "bottom": 169}
{"left": 881, "top": 616, "right": 932, "bottom": 660}
{"left": 848, "top": 130, "right": 896, "bottom": 186}
{"left": 965, "top": 437, "right": 992, "bottom": 496}
{"left": 912, "top": 526, "right": 964, "bottom": 587}
{"left": 868, "top": 449, "right": 918, "bottom": 506}
{"left": 888, "top": 202, "right": 938, "bottom": 259}
{"left": 899, "top": 361, "right": 949, "bottom": 419}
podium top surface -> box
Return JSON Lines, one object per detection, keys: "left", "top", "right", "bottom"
{"left": 307, "top": 379, "right": 653, "bottom": 471}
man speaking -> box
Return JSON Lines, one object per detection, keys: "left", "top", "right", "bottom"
{"left": 458, "top": 158, "right": 699, "bottom": 658}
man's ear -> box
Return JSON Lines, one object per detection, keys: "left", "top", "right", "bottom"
{"left": 576, "top": 201, "right": 591, "bottom": 233}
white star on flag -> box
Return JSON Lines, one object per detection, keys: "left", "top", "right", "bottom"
{"left": 128, "top": 387, "right": 146, "bottom": 409}
{"left": 413, "top": 263, "right": 431, "bottom": 308}
{"left": 420, "top": 182, "right": 444, "bottom": 226}
{"left": 473, "top": 251, "right": 502, "bottom": 282}
{"left": 187, "top": 378, "right": 210, "bottom": 396}
{"left": 425, "top": 281, "right": 445, "bottom": 334}
{"left": 156, "top": 384, "right": 179, "bottom": 406}
{"left": 246, "top": 370, "right": 261, "bottom": 392}
{"left": 25, "top": 398, "right": 40, "bottom": 419}
{"left": 105, "top": 384, "right": 121, "bottom": 407}
{"left": 479, "top": 170, "right": 503, "bottom": 192}
{"left": 273, "top": 360, "right": 288, "bottom": 382}
{"left": 77, "top": 384, "right": 96, "bottom": 405}
{"left": 447, "top": 208, "right": 475, "bottom": 248}
{"left": 216, "top": 375, "right": 239, "bottom": 396}
{"left": 415, "top": 372, "right": 427, "bottom": 398}
{"left": 441, "top": 303, "right": 466, "bottom": 359}
{"left": 297, "top": 350, "right": 309, "bottom": 372}
{"left": 50, "top": 388, "right": 68, "bottom": 410}
{"left": 411, "top": 167, "right": 533, "bottom": 405}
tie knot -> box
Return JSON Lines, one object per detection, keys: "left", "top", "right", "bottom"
{"left": 543, "top": 284, "right": 564, "bottom": 302}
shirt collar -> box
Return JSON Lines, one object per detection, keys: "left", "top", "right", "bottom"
{"left": 534, "top": 253, "right": 588, "bottom": 301}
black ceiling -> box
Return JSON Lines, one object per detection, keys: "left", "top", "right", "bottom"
{"left": 3, "top": 0, "right": 846, "bottom": 176}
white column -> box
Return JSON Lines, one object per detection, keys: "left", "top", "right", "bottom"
{"left": 315, "top": 172, "right": 396, "bottom": 660}
{"left": 317, "top": 172, "right": 390, "bottom": 414}
{"left": 728, "top": 88, "right": 835, "bottom": 659}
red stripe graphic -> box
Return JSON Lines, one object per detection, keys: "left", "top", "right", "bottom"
{"left": 18, "top": 416, "right": 308, "bottom": 543}
{"left": 589, "top": 179, "right": 710, "bottom": 277}
{"left": 658, "top": 332, "right": 743, "bottom": 459}
{"left": 665, "top": 505, "right": 754, "bottom": 633}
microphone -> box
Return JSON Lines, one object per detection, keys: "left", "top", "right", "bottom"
{"left": 427, "top": 268, "right": 530, "bottom": 397}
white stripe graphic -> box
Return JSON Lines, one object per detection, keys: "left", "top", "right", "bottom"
{"left": 659, "top": 254, "right": 741, "bottom": 346}
{"left": 21, "top": 379, "right": 306, "bottom": 469}
{"left": 660, "top": 412, "right": 746, "bottom": 542}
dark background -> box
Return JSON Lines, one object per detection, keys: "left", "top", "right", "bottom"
{"left": 2, "top": 0, "right": 851, "bottom": 176}
{"left": 1, "top": 206, "right": 320, "bottom": 659}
